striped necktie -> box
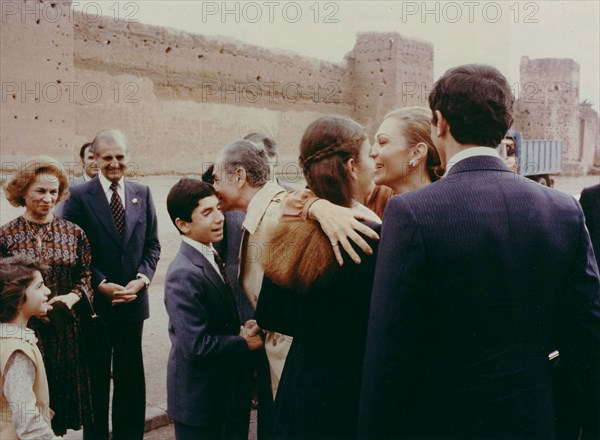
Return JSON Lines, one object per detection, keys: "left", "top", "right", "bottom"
{"left": 109, "top": 182, "right": 125, "bottom": 239}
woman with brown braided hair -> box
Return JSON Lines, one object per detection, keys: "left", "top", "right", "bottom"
{"left": 255, "top": 115, "right": 380, "bottom": 439}
{"left": 282, "top": 106, "right": 443, "bottom": 266}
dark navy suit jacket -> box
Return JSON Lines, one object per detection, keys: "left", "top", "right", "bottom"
{"left": 164, "top": 241, "right": 249, "bottom": 428}
{"left": 359, "top": 156, "right": 600, "bottom": 439}
{"left": 580, "top": 183, "right": 600, "bottom": 265}
{"left": 213, "top": 210, "right": 255, "bottom": 323}
{"left": 62, "top": 178, "right": 160, "bottom": 321}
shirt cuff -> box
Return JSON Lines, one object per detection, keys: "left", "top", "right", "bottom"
{"left": 136, "top": 273, "right": 150, "bottom": 288}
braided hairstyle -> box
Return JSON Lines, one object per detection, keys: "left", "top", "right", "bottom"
{"left": 0, "top": 255, "right": 48, "bottom": 322}
{"left": 299, "top": 115, "right": 367, "bottom": 207}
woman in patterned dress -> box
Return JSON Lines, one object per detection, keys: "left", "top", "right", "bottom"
{"left": 0, "top": 156, "right": 93, "bottom": 435}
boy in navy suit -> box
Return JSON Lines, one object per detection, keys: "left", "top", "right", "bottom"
{"left": 164, "top": 178, "right": 263, "bottom": 440}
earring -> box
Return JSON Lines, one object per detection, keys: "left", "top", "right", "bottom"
{"left": 409, "top": 159, "right": 418, "bottom": 167}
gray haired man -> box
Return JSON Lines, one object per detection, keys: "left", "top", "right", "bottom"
{"left": 213, "top": 139, "right": 289, "bottom": 439}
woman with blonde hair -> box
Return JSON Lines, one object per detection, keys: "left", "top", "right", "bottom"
{"left": 255, "top": 115, "right": 380, "bottom": 439}
{"left": 370, "top": 106, "right": 443, "bottom": 198}
{"left": 0, "top": 156, "right": 93, "bottom": 436}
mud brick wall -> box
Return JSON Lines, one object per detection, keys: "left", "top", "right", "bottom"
{"left": 349, "top": 32, "right": 434, "bottom": 135}
{"left": 2, "top": 3, "right": 596, "bottom": 176}
{"left": 580, "top": 106, "right": 600, "bottom": 168}
{"left": 71, "top": 11, "right": 358, "bottom": 174}
{"left": 1, "top": 0, "right": 75, "bottom": 168}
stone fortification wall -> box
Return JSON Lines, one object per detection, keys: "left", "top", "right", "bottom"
{"left": 1, "top": 0, "right": 75, "bottom": 167}
{"left": 514, "top": 56, "right": 592, "bottom": 175}
{"left": 580, "top": 106, "right": 600, "bottom": 169}
{"left": 349, "top": 32, "right": 433, "bottom": 134}
{"left": 72, "top": 10, "right": 355, "bottom": 174}
{"left": 2, "top": 3, "right": 596, "bottom": 177}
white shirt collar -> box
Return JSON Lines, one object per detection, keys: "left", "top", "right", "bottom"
{"left": 98, "top": 173, "right": 126, "bottom": 204}
{"left": 83, "top": 173, "right": 94, "bottom": 182}
{"left": 181, "top": 236, "right": 223, "bottom": 279}
{"left": 444, "top": 147, "right": 501, "bottom": 176}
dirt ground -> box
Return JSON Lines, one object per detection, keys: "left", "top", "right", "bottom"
{"left": 0, "top": 173, "right": 597, "bottom": 440}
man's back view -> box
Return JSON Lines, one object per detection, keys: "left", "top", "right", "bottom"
{"left": 358, "top": 64, "right": 600, "bottom": 439}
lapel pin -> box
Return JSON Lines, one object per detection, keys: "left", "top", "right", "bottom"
{"left": 132, "top": 198, "right": 139, "bottom": 204}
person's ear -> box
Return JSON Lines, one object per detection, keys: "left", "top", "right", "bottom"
{"left": 175, "top": 218, "right": 190, "bottom": 235}
{"left": 345, "top": 157, "right": 358, "bottom": 180}
{"left": 411, "top": 142, "right": 428, "bottom": 163}
{"left": 235, "top": 167, "right": 246, "bottom": 188}
{"left": 434, "top": 110, "right": 448, "bottom": 138}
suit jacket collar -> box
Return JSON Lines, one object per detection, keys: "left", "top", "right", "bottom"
{"left": 124, "top": 184, "right": 141, "bottom": 245}
{"left": 179, "top": 242, "right": 239, "bottom": 322}
{"left": 84, "top": 178, "right": 141, "bottom": 245}
{"left": 86, "top": 178, "right": 122, "bottom": 245}
{"left": 446, "top": 155, "right": 512, "bottom": 177}
{"left": 243, "top": 181, "right": 286, "bottom": 235}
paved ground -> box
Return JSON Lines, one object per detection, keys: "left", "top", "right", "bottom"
{"left": 1, "top": 173, "right": 597, "bottom": 439}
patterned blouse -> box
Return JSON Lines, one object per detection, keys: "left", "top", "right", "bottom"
{"left": 0, "top": 215, "right": 94, "bottom": 434}
{"left": 0, "top": 215, "right": 92, "bottom": 299}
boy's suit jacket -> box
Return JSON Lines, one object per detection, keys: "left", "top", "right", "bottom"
{"left": 164, "top": 241, "right": 249, "bottom": 427}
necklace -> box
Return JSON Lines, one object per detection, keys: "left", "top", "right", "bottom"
{"left": 23, "top": 217, "right": 53, "bottom": 258}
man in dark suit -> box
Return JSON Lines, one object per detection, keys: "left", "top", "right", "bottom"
{"left": 62, "top": 129, "right": 161, "bottom": 440}
{"left": 358, "top": 64, "right": 600, "bottom": 439}
{"left": 55, "top": 142, "right": 97, "bottom": 216}
{"left": 164, "top": 178, "right": 262, "bottom": 439}
{"left": 75, "top": 141, "right": 99, "bottom": 184}
{"left": 580, "top": 183, "right": 600, "bottom": 264}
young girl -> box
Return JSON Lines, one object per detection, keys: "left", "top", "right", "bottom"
{"left": 0, "top": 255, "right": 61, "bottom": 440}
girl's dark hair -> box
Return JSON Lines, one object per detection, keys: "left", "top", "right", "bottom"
{"left": 299, "top": 115, "right": 367, "bottom": 207}
{"left": 0, "top": 254, "right": 48, "bottom": 322}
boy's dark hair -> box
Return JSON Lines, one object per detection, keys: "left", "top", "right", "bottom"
{"left": 428, "top": 64, "right": 514, "bottom": 148}
{"left": 166, "top": 178, "right": 217, "bottom": 234}
{"left": 0, "top": 254, "right": 48, "bottom": 322}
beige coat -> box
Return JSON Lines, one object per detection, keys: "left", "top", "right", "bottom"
{"left": 0, "top": 325, "right": 53, "bottom": 440}
{"left": 239, "top": 181, "right": 291, "bottom": 398}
